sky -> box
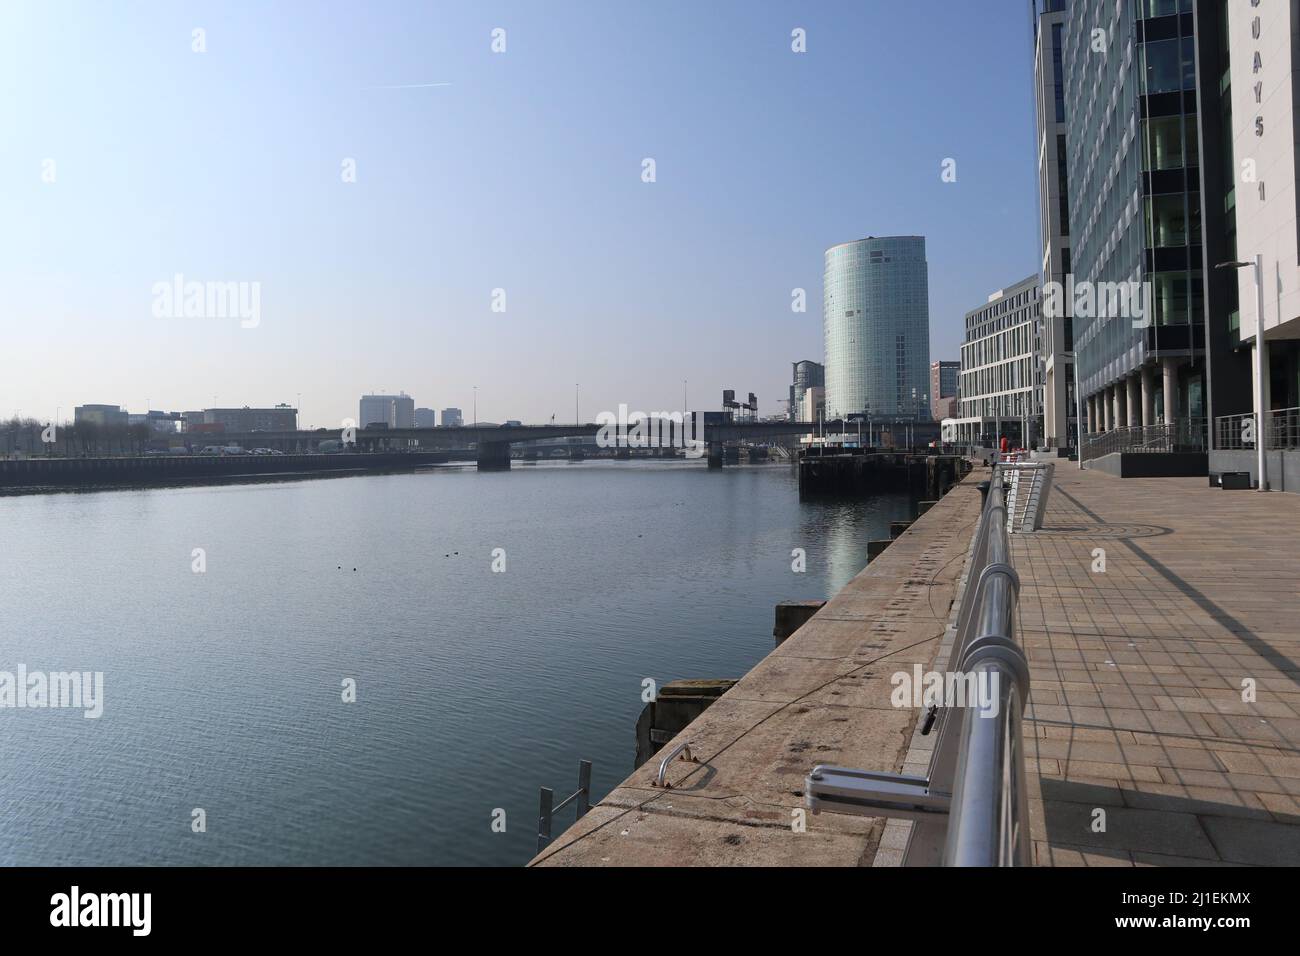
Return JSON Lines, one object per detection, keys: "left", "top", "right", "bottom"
{"left": 1, "top": 1, "right": 1040, "bottom": 428}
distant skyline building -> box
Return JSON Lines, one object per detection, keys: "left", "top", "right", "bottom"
{"left": 414, "top": 407, "right": 437, "bottom": 428}
{"left": 950, "top": 276, "right": 1042, "bottom": 446}
{"left": 823, "top": 235, "right": 931, "bottom": 421}
{"left": 799, "top": 385, "right": 825, "bottom": 424}
{"left": 789, "top": 359, "right": 824, "bottom": 421}
{"left": 1033, "top": 0, "right": 1075, "bottom": 448}
{"left": 359, "top": 393, "right": 415, "bottom": 429}
{"left": 441, "top": 407, "right": 464, "bottom": 428}
{"left": 74, "top": 404, "right": 129, "bottom": 428}
{"left": 202, "top": 405, "right": 298, "bottom": 432}
{"left": 930, "top": 360, "right": 960, "bottom": 422}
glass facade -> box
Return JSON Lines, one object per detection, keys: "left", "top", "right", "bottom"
{"left": 822, "top": 236, "right": 930, "bottom": 421}
{"left": 1062, "top": 0, "right": 1206, "bottom": 408}
{"left": 789, "top": 360, "right": 825, "bottom": 420}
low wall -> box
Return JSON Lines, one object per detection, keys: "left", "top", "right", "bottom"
{"left": 0, "top": 452, "right": 448, "bottom": 489}
{"left": 1209, "top": 448, "right": 1300, "bottom": 494}
{"left": 1086, "top": 451, "right": 1207, "bottom": 478}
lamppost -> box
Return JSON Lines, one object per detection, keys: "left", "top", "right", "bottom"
{"left": 473, "top": 386, "right": 478, "bottom": 427}
{"left": 575, "top": 383, "right": 579, "bottom": 426}
{"left": 1215, "top": 257, "right": 1269, "bottom": 491}
{"left": 1060, "top": 351, "right": 1085, "bottom": 469}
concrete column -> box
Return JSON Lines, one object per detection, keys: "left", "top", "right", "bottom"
{"left": 1127, "top": 373, "right": 1141, "bottom": 427}
{"left": 475, "top": 440, "right": 512, "bottom": 471}
{"left": 1140, "top": 365, "right": 1155, "bottom": 427}
{"left": 1162, "top": 358, "right": 1180, "bottom": 424}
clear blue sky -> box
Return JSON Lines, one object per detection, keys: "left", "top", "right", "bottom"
{"left": 1, "top": 0, "right": 1039, "bottom": 427}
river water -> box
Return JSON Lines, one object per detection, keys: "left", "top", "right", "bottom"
{"left": 0, "top": 460, "right": 910, "bottom": 865}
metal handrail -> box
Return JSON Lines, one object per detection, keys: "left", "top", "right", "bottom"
{"left": 1216, "top": 406, "right": 1300, "bottom": 451}
{"left": 805, "top": 465, "right": 1032, "bottom": 865}
{"left": 537, "top": 759, "right": 593, "bottom": 852}
{"left": 652, "top": 740, "right": 695, "bottom": 788}
{"left": 1082, "top": 419, "right": 1206, "bottom": 460}
{"left": 942, "top": 468, "right": 1031, "bottom": 864}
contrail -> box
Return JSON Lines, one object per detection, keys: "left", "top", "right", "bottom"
{"left": 363, "top": 82, "right": 453, "bottom": 90}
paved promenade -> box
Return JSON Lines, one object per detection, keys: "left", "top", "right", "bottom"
{"left": 1015, "top": 467, "right": 1300, "bottom": 865}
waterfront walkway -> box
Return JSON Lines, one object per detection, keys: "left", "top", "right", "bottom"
{"left": 531, "top": 478, "right": 983, "bottom": 866}
{"left": 1015, "top": 467, "right": 1300, "bottom": 865}
{"left": 533, "top": 466, "right": 1300, "bottom": 866}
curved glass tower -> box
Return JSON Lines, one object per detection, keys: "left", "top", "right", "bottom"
{"left": 823, "top": 236, "right": 931, "bottom": 421}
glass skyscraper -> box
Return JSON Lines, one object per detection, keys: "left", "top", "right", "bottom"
{"left": 1061, "top": 0, "right": 1217, "bottom": 435}
{"left": 822, "top": 236, "right": 931, "bottom": 421}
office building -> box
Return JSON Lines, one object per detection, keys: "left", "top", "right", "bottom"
{"left": 823, "top": 235, "right": 931, "bottom": 421}
{"left": 930, "top": 361, "right": 960, "bottom": 421}
{"left": 441, "top": 407, "right": 464, "bottom": 428}
{"left": 1033, "top": 0, "right": 1077, "bottom": 448}
{"left": 799, "top": 386, "right": 825, "bottom": 424}
{"left": 1061, "top": 0, "right": 1218, "bottom": 442}
{"left": 201, "top": 405, "right": 298, "bottom": 432}
{"left": 949, "top": 276, "right": 1042, "bottom": 446}
{"left": 359, "top": 393, "right": 415, "bottom": 429}
{"left": 1205, "top": 0, "right": 1300, "bottom": 487}
{"left": 74, "top": 404, "right": 129, "bottom": 428}
{"left": 789, "top": 360, "right": 825, "bottom": 421}
{"left": 414, "top": 408, "right": 438, "bottom": 428}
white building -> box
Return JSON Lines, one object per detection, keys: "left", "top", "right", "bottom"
{"left": 799, "top": 385, "right": 825, "bottom": 424}
{"left": 1215, "top": 1, "right": 1300, "bottom": 489}
{"left": 950, "top": 276, "right": 1042, "bottom": 448}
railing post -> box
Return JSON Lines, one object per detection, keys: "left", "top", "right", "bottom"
{"left": 576, "top": 760, "right": 592, "bottom": 819}
{"left": 537, "top": 787, "right": 554, "bottom": 853}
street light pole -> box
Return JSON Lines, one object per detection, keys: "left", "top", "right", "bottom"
{"left": 1064, "top": 351, "right": 1084, "bottom": 469}
{"left": 1216, "top": 257, "right": 1269, "bottom": 491}
{"left": 1251, "top": 254, "right": 1269, "bottom": 491}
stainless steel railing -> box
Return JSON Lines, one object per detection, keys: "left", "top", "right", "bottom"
{"left": 1215, "top": 406, "right": 1300, "bottom": 451}
{"left": 1081, "top": 419, "right": 1206, "bottom": 461}
{"left": 805, "top": 465, "right": 1033, "bottom": 865}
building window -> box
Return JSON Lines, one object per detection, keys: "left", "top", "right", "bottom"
{"left": 1146, "top": 194, "right": 1189, "bottom": 247}
{"left": 1141, "top": 37, "right": 1196, "bottom": 95}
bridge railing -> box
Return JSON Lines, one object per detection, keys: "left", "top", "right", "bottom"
{"left": 804, "top": 464, "right": 1032, "bottom": 865}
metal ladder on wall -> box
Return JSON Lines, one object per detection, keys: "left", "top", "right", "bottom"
{"left": 1003, "top": 462, "right": 1055, "bottom": 533}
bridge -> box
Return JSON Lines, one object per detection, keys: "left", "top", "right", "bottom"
{"left": 192, "top": 420, "right": 846, "bottom": 470}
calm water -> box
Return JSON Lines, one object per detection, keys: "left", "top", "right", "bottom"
{"left": 0, "top": 460, "right": 911, "bottom": 866}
